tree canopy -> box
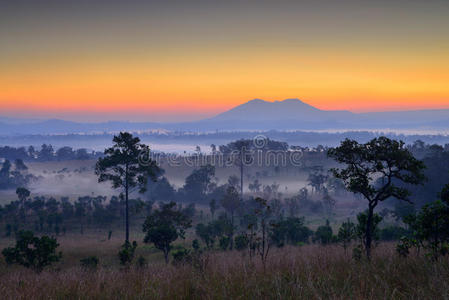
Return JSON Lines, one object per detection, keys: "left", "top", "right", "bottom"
{"left": 328, "top": 137, "right": 425, "bottom": 259}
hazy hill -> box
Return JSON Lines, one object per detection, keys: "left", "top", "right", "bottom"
{"left": 1, "top": 98, "right": 449, "bottom": 134}
{"left": 209, "top": 98, "right": 353, "bottom": 122}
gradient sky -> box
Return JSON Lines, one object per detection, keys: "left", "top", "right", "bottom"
{"left": 1, "top": 0, "right": 449, "bottom": 122}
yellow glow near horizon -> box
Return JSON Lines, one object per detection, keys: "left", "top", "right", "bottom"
{"left": 1, "top": 1, "right": 449, "bottom": 120}
{"left": 1, "top": 45, "right": 448, "bottom": 115}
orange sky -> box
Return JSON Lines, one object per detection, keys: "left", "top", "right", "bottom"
{"left": 1, "top": 1, "right": 448, "bottom": 121}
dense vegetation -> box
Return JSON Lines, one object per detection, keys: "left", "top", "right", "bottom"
{"left": 0, "top": 145, "right": 101, "bottom": 162}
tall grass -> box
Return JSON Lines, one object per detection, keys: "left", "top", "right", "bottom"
{"left": 1, "top": 243, "right": 448, "bottom": 299}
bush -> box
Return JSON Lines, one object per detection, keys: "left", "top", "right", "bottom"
{"left": 271, "top": 217, "right": 312, "bottom": 247}
{"left": 402, "top": 199, "right": 449, "bottom": 260}
{"left": 118, "top": 241, "right": 137, "bottom": 265}
{"left": 219, "top": 236, "right": 230, "bottom": 250}
{"left": 80, "top": 256, "right": 99, "bottom": 269}
{"left": 2, "top": 230, "right": 61, "bottom": 272}
{"left": 234, "top": 234, "right": 249, "bottom": 251}
{"left": 137, "top": 255, "right": 147, "bottom": 267}
{"left": 172, "top": 246, "right": 191, "bottom": 265}
{"left": 396, "top": 237, "right": 415, "bottom": 257}
{"left": 314, "top": 220, "right": 333, "bottom": 244}
{"left": 337, "top": 219, "right": 356, "bottom": 251}
{"left": 192, "top": 239, "right": 200, "bottom": 251}
{"left": 379, "top": 226, "right": 410, "bottom": 241}
{"left": 352, "top": 245, "right": 362, "bottom": 261}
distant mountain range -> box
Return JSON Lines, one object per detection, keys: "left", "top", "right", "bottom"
{"left": 1, "top": 98, "right": 449, "bottom": 135}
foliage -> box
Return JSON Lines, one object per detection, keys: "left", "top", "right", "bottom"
{"left": 270, "top": 217, "right": 312, "bottom": 247}
{"left": 80, "top": 256, "right": 99, "bottom": 269}
{"left": 209, "top": 198, "right": 218, "bottom": 219}
{"left": 251, "top": 198, "right": 278, "bottom": 267}
{"left": 96, "top": 132, "right": 160, "bottom": 242}
{"left": 16, "top": 187, "right": 30, "bottom": 203}
{"left": 220, "top": 185, "right": 240, "bottom": 249}
{"left": 0, "top": 159, "right": 36, "bottom": 190}
{"left": 396, "top": 236, "right": 417, "bottom": 257}
{"left": 181, "top": 165, "right": 216, "bottom": 203}
{"left": 143, "top": 202, "right": 192, "bottom": 264}
{"left": 2, "top": 230, "right": 61, "bottom": 272}
{"left": 219, "top": 236, "right": 230, "bottom": 250}
{"left": 171, "top": 246, "right": 192, "bottom": 266}
{"left": 146, "top": 177, "right": 176, "bottom": 202}
{"left": 337, "top": 218, "right": 356, "bottom": 251}
{"left": 118, "top": 241, "right": 138, "bottom": 266}
{"left": 234, "top": 233, "right": 249, "bottom": 251}
{"left": 392, "top": 201, "right": 416, "bottom": 221}
{"left": 137, "top": 255, "right": 147, "bottom": 267}
{"left": 307, "top": 166, "right": 328, "bottom": 195}
{"left": 328, "top": 137, "right": 425, "bottom": 258}
{"left": 402, "top": 197, "right": 449, "bottom": 260}
{"left": 379, "top": 226, "right": 410, "bottom": 241}
{"left": 195, "top": 223, "right": 216, "bottom": 249}
{"left": 355, "top": 211, "right": 383, "bottom": 249}
{"left": 192, "top": 239, "right": 200, "bottom": 251}
{"left": 314, "top": 220, "right": 334, "bottom": 244}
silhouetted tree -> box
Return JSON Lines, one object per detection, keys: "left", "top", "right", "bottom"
{"left": 143, "top": 202, "right": 191, "bottom": 264}
{"left": 338, "top": 218, "right": 356, "bottom": 254}
{"left": 182, "top": 165, "right": 215, "bottom": 203}
{"left": 328, "top": 137, "right": 425, "bottom": 259}
{"left": 314, "top": 220, "right": 333, "bottom": 244}
{"left": 209, "top": 198, "right": 218, "bottom": 219}
{"left": 95, "top": 132, "right": 160, "bottom": 243}
{"left": 220, "top": 186, "right": 240, "bottom": 249}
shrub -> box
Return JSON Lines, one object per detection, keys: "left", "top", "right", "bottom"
{"left": 379, "top": 226, "right": 410, "bottom": 241}
{"left": 118, "top": 241, "right": 137, "bottom": 265}
{"left": 192, "top": 239, "right": 200, "bottom": 251}
{"left": 137, "top": 255, "right": 147, "bottom": 267}
{"left": 396, "top": 237, "right": 415, "bottom": 257}
{"left": 314, "top": 220, "right": 333, "bottom": 244}
{"left": 234, "top": 234, "right": 249, "bottom": 251}
{"left": 172, "top": 246, "right": 191, "bottom": 265}
{"left": 271, "top": 217, "right": 312, "bottom": 247}
{"left": 402, "top": 199, "right": 449, "bottom": 260}
{"left": 80, "top": 256, "right": 99, "bottom": 269}
{"left": 219, "top": 236, "right": 230, "bottom": 250}
{"left": 352, "top": 245, "right": 362, "bottom": 261}
{"left": 337, "top": 219, "right": 356, "bottom": 251}
{"left": 2, "top": 230, "right": 61, "bottom": 272}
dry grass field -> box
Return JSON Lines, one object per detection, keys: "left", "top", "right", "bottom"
{"left": 0, "top": 238, "right": 448, "bottom": 300}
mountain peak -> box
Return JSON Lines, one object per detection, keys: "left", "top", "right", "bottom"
{"left": 275, "top": 98, "right": 302, "bottom": 103}
{"left": 210, "top": 98, "right": 328, "bottom": 122}
{"left": 246, "top": 98, "right": 266, "bottom": 104}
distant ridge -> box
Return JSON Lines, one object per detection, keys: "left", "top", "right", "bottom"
{"left": 1, "top": 98, "right": 449, "bottom": 134}
{"left": 208, "top": 98, "right": 352, "bottom": 122}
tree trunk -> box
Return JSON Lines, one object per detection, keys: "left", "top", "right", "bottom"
{"left": 365, "top": 204, "right": 374, "bottom": 260}
{"left": 240, "top": 158, "right": 244, "bottom": 200}
{"left": 164, "top": 249, "right": 169, "bottom": 264}
{"left": 230, "top": 211, "right": 234, "bottom": 250}
{"left": 125, "top": 164, "right": 129, "bottom": 243}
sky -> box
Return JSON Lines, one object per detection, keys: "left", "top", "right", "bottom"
{"left": 1, "top": 0, "right": 449, "bottom": 122}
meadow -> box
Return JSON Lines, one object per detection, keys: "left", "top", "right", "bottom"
{"left": 0, "top": 238, "right": 447, "bottom": 299}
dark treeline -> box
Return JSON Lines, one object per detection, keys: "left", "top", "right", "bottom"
{"left": 4, "top": 130, "right": 449, "bottom": 150}
{"left": 0, "top": 192, "right": 196, "bottom": 238}
{"left": 0, "top": 159, "right": 37, "bottom": 190}
{"left": 0, "top": 144, "right": 102, "bottom": 162}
